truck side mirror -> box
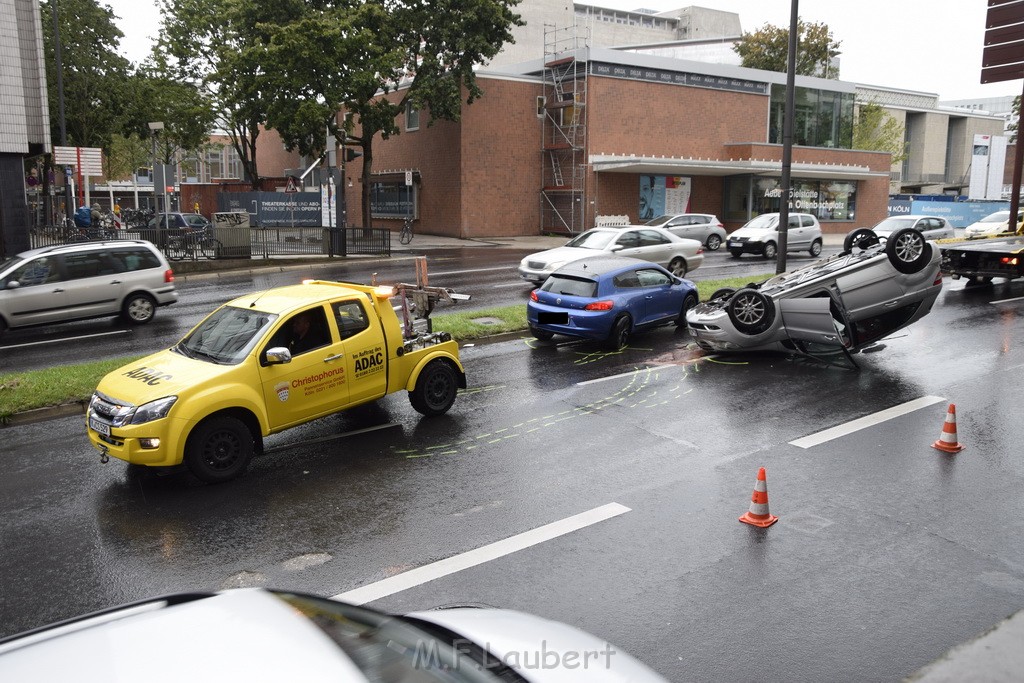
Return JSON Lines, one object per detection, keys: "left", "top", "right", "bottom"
{"left": 264, "top": 347, "right": 292, "bottom": 365}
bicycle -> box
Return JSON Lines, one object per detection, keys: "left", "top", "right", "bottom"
{"left": 399, "top": 216, "right": 414, "bottom": 245}
{"left": 167, "top": 226, "right": 222, "bottom": 261}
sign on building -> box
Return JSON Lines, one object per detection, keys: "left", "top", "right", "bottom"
{"left": 53, "top": 146, "right": 103, "bottom": 175}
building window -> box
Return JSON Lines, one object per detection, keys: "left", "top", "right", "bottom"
{"left": 769, "top": 85, "right": 854, "bottom": 149}
{"left": 405, "top": 103, "right": 420, "bottom": 132}
{"left": 725, "top": 175, "right": 858, "bottom": 222}
{"left": 370, "top": 178, "right": 418, "bottom": 218}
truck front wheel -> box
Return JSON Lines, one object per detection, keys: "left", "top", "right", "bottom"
{"left": 184, "top": 416, "right": 254, "bottom": 483}
{"left": 410, "top": 360, "right": 459, "bottom": 416}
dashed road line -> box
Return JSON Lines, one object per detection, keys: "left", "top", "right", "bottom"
{"left": 789, "top": 395, "right": 946, "bottom": 449}
{"left": 332, "top": 502, "right": 632, "bottom": 605}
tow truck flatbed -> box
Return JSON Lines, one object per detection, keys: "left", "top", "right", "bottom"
{"left": 939, "top": 235, "right": 1024, "bottom": 281}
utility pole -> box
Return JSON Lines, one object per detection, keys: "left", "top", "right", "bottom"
{"left": 777, "top": 0, "right": 798, "bottom": 275}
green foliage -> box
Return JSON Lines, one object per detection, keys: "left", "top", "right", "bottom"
{"left": 40, "top": 0, "right": 132, "bottom": 149}
{"left": 853, "top": 102, "right": 908, "bottom": 163}
{"left": 733, "top": 19, "right": 841, "bottom": 77}
{"left": 154, "top": 0, "right": 304, "bottom": 187}
{"left": 1011, "top": 95, "right": 1020, "bottom": 144}
{"left": 259, "top": 0, "right": 523, "bottom": 226}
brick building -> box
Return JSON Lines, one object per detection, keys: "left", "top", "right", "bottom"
{"left": 344, "top": 45, "right": 893, "bottom": 239}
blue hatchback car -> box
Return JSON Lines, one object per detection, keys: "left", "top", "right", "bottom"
{"left": 527, "top": 256, "right": 698, "bottom": 350}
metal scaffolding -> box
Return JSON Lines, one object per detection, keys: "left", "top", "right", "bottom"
{"left": 540, "top": 24, "right": 589, "bottom": 235}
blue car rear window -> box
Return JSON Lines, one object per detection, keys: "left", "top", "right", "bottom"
{"left": 541, "top": 275, "right": 597, "bottom": 297}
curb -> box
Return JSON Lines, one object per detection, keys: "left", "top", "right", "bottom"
{"left": 1, "top": 401, "right": 87, "bottom": 428}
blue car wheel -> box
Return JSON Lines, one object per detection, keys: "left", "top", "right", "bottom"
{"left": 605, "top": 315, "right": 632, "bottom": 350}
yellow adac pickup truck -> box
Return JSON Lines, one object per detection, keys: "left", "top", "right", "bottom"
{"left": 86, "top": 280, "right": 466, "bottom": 483}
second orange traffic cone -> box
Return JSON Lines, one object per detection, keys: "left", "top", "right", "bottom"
{"left": 932, "top": 403, "right": 964, "bottom": 453}
{"left": 739, "top": 467, "right": 778, "bottom": 528}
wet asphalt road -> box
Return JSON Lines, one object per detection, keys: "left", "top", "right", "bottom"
{"left": 0, "top": 245, "right": 824, "bottom": 373}
{"left": 2, "top": 249, "right": 1024, "bottom": 681}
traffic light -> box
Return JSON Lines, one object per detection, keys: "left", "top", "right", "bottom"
{"left": 344, "top": 148, "right": 362, "bottom": 162}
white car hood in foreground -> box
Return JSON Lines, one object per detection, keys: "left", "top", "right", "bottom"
{"left": 408, "top": 607, "right": 668, "bottom": 682}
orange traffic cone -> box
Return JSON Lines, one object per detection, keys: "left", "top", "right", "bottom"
{"left": 739, "top": 467, "right": 778, "bottom": 528}
{"left": 932, "top": 403, "right": 964, "bottom": 453}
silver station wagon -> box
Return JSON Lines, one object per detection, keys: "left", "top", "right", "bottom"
{"left": 686, "top": 227, "right": 943, "bottom": 365}
{"left": 0, "top": 240, "right": 177, "bottom": 335}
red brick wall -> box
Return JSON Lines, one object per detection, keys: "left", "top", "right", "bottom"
{"left": 588, "top": 78, "right": 769, "bottom": 159}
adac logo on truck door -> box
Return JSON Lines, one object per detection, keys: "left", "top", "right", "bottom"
{"left": 353, "top": 345, "right": 385, "bottom": 379}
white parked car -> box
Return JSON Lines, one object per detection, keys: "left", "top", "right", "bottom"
{"left": 860, "top": 215, "right": 955, "bottom": 243}
{"left": 518, "top": 226, "right": 703, "bottom": 284}
{"left": 963, "top": 209, "right": 1024, "bottom": 239}
{"left": 641, "top": 213, "right": 727, "bottom": 251}
{"left": 726, "top": 212, "right": 823, "bottom": 260}
{"left": 0, "top": 588, "right": 668, "bottom": 683}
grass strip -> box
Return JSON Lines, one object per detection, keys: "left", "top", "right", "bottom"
{"left": 0, "top": 273, "right": 770, "bottom": 419}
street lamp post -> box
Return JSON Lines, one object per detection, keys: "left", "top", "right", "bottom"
{"left": 148, "top": 122, "right": 166, "bottom": 243}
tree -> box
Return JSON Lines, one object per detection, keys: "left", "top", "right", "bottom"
{"left": 733, "top": 20, "right": 841, "bottom": 78}
{"left": 853, "top": 101, "right": 908, "bottom": 164}
{"left": 260, "top": 0, "right": 523, "bottom": 227}
{"left": 40, "top": 0, "right": 132, "bottom": 150}
{"left": 1010, "top": 95, "right": 1020, "bottom": 144}
{"left": 155, "top": 0, "right": 301, "bottom": 189}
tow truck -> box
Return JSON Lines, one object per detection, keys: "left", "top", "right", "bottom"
{"left": 939, "top": 224, "right": 1024, "bottom": 284}
{"left": 86, "top": 258, "right": 470, "bottom": 483}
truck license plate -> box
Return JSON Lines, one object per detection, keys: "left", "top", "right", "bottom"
{"left": 728, "top": 241, "right": 741, "bottom": 248}
{"left": 89, "top": 416, "right": 111, "bottom": 436}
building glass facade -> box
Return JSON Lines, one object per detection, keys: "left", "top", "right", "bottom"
{"left": 769, "top": 85, "right": 854, "bottom": 149}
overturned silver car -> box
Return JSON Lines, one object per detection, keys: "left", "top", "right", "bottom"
{"left": 685, "top": 227, "right": 943, "bottom": 364}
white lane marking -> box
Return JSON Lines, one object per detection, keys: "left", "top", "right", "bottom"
{"left": 576, "top": 368, "right": 649, "bottom": 386}
{"left": 493, "top": 281, "right": 534, "bottom": 288}
{"left": 789, "top": 395, "right": 946, "bottom": 449}
{"left": 333, "top": 502, "right": 632, "bottom": 605}
{"left": 430, "top": 266, "right": 516, "bottom": 277}
{"left": 990, "top": 295, "right": 1024, "bottom": 304}
{"left": 0, "top": 329, "right": 130, "bottom": 350}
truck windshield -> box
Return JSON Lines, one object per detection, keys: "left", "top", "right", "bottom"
{"left": 174, "top": 306, "right": 278, "bottom": 365}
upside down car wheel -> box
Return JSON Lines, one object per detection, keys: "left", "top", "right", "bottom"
{"left": 843, "top": 228, "right": 880, "bottom": 252}
{"left": 885, "top": 227, "right": 931, "bottom": 274}
{"left": 727, "top": 288, "right": 775, "bottom": 335}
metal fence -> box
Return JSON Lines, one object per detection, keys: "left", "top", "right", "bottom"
{"left": 27, "top": 225, "right": 392, "bottom": 260}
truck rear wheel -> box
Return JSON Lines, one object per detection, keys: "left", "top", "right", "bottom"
{"left": 184, "top": 416, "right": 254, "bottom": 483}
{"left": 410, "top": 360, "right": 459, "bottom": 416}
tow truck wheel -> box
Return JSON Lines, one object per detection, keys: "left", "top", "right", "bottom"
{"left": 885, "top": 228, "right": 931, "bottom": 274}
{"left": 184, "top": 416, "right": 254, "bottom": 483}
{"left": 727, "top": 288, "right": 775, "bottom": 335}
{"left": 410, "top": 360, "right": 459, "bottom": 416}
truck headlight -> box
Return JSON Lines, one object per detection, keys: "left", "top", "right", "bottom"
{"left": 129, "top": 396, "right": 178, "bottom": 425}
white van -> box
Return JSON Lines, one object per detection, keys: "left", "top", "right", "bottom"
{"left": 0, "top": 240, "right": 177, "bottom": 335}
